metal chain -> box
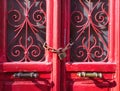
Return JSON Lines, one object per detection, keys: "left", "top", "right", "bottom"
{"left": 43, "top": 42, "right": 74, "bottom": 54}
{"left": 43, "top": 43, "right": 58, "bottom": 53}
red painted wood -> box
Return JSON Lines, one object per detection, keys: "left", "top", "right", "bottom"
{"left": 109, "top": 0, "right": 115, "bottom": 62}
{"left": 0, "top": 82, "right": 3, "bottom": 91}
{"left": 67, "top": 82, "right": 109, "bottom": 91}
{"left": 46, "top": 0, "right": 53, "bottom": 62}
{"left": 4, "top": 81, "right": 50, "bottom": 91}
{"left": 66, "top": 63, "right": 116, "bottom": 72}
{"left": 61, "top": 0, "right": 71, "bottom": 91}
{"left": 52, "top": 0, "right": 61, "bottom": 91}
{"left": 114, "top": 0, "right": 120, "bottom": 91}
{"left": 0, "top": 0, "right": 6, "bottom": 61}
{"left": 0, "top": 0, "right": 119, "bottom": 91}
{"left": 0, "top": 63, "right": 52, "bottom": 72}
{"left": 0, "top": 0, "right": 53, "bottom": 91}
{"left": 61, "top": 0, "right": 118, "bottom": 91}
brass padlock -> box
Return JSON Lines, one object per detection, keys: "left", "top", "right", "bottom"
{"left": 58, "top": 52, "right": 66, "bottom": 60}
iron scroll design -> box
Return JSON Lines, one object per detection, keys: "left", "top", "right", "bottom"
{"left": 70, "top": 0, "right": 108, "bottom": 62}
{"left": 7, "top": 0, "right": 46, "bottom": 62}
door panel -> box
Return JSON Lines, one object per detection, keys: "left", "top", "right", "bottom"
{"left": 7, "top": 0, "right": 46, "bottom": 62}
{"left": 61, "top": 0, "right": 117, "bottom": 91}
{"left": 4, "top": 81, "right": 50, "bottom": 91}
{"left": 70, "top": 0, "right": 108, "bottom": 62}
{"left": 0, "top": 0, "right": 52, "bottom": 91}
{"left": 67, "top": 82, "right": 109, "bottom": 91}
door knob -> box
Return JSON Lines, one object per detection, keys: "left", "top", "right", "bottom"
{"left": 77, "top": 72, "right": 102, "bottom": 78}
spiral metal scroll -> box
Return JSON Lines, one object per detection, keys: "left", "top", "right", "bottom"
{"left": 7, "top": 0, "right": 46, "bottom": 62}
{"left": 70, "top": 0, "right": 108, "bottom": 62}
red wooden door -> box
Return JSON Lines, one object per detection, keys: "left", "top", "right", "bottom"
{"left": 60, "top": 0, "right": 119, "bottom": 91}
{"left": 0, "top": 0, "right": 120, "bottom": 91}
{"left": 0, "top": 0, "right": 53, "bottom": 91}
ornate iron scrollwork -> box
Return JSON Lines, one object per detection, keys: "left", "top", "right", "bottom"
{"left": 7, "top": 0, "right": 46, "bottom": 62}
{"left": 70, "top": 0, "right": 108, "bottom": 62}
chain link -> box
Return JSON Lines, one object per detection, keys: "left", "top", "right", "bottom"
{"left": 43, "top": 43, "right": 58, "bottom": 53}
{"left": 43, "top": 42, "right": 74, "bottom": 54}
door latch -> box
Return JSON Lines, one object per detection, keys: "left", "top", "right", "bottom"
{"left": 13, "top": 72, "right": 38, "bottom": 78}
{"left": 77, "top": 72, "right": 102, "bottom": 78}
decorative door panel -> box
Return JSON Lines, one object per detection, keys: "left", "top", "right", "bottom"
{"left": 7, "top": 0, "right": 46, "bottom": 62}
{"left": 0, "top": 0, "right": 52, "bottom": 91}
{"left": 61, "top": 0, "right": 117, "bottom": 91}
{"left": 70, "top": 0, "right": 108, "bottom": 62}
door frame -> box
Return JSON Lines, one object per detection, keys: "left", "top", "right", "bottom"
{"left": 48, "top": 0, "right": 61, "bottom": 91}
{"left": 114, "top": 0, "right": 120, "bottom": 91}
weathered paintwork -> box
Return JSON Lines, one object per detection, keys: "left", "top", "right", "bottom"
{"left": 0, "top": 0, "right": 120, "bottom": 91}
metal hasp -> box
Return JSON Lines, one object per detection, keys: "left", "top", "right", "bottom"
{"left": 77, "top": 72, "right": 102, "bottom": 78}
{"left": 13, "top": 72, "right": 39, "bottom": 78}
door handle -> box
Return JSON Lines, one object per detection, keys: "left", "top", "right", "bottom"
{"left": 13, "top": 72, "right": 38, "bottom": 78}
{"left": 77, "top": 72, "right": 102, "bottom": 78}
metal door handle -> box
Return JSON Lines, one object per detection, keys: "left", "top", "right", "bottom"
{"left": 13, "top": 72, "right": 38, "bottom": 78}
{"left": 77, "top": 72, "right": 102, "bottom": 78}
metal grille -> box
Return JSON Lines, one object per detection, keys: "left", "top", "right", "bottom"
{"left": 70, "top": 0, "right": 108, "bottom": 62}
{"left": 7, "top": 0, "right": 46, "bottom": 62}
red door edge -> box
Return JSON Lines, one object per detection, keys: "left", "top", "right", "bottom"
{"left": 114, "top": 0, "right": 120, "bottom": 91}
{"left": 52, "top": 0, "right": 61, "bottom": 91}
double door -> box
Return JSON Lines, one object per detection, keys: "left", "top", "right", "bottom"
{"left": 0, "top": 0, "right": 119, "bottom": 91}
